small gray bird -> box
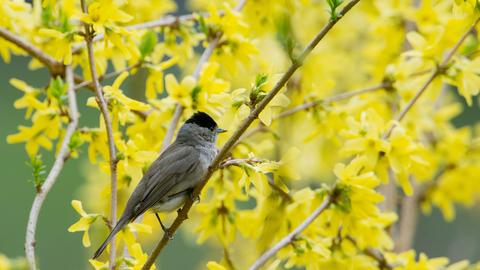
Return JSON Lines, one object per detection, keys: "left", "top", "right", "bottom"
{"left": 92, "top": 111, "right": 225, "bottom": 259}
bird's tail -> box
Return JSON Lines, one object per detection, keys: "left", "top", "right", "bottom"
{"left": 92, "top": 216, "right": 129, "bottom": 259}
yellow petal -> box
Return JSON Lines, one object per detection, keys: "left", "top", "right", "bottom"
{"left": 259, "top": 107, "right": 272, "bottom": 126}
{"left": 71, "top": 200, "right": 87, "bottom": 216}
{"left": 206, "top": 261, "right": 227, "bottom": 270}
{"left": 82, "top": 231, "right": 91, "bottom": 247}
{"left": 68, "top": 217, "right": 92, "bottom": 232}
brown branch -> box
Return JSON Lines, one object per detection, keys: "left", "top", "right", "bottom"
{"left": 346, "top": 236, "right": 393, "bottom": 270}
{"left": 80, "top": 0, "right": 119, "bottom": 268}
{"left": 141, "top": 1, "right": 361, "bottom": 269}
{"left": 72, "top": 13, "right": 203, "bottom": 53}
{"left": 0, "top": 27, "right": 64, "bottom": 76}
{"left": 249, "top": 196, "right": 332, "bottom": 270}
{"left": 74, "top": 61, "right": 143, "bottom": 90}
{"left": 25, "top": 66, "right": 79, "bottom": 270}
{"left": 384, "top": 17, "right": 480, "bottom": 138}
{"left": 276, "top": 82, "right": 389, "bottom": 119}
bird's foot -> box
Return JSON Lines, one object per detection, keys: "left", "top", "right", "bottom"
{"left": 155, "top": 213, "right": 173, "bottom": 239}
{"left": 189, "top": 189, "right": 200, "bottom": 203}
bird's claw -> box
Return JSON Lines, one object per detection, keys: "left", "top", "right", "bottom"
{"left": 164, "top": 229, "right": 173, "bottom": 240}
{"left": 189, "top": 191, "right": 200, "bottom": 203}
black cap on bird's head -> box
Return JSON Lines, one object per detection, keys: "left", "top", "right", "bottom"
{"left": 186, "top": 112, "right": 226, "bottom": 133}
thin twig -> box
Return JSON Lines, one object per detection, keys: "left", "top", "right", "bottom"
{"left": 384, "top": 17, "right": 480, "bottom": 138}
{"left": 346, "top": 236, "right": 393, "bottom": 270}
{"left": 25, "top": 66, "right": 79, "bottom": 270}
{"left": 276, "top": 83, "right": 389, "bottom": 119}
{"left": 0, "top": 27, "right": 64, "bottom": 75}
{"left": 249, "top": 196, "right": 332, "bottom": 270}
{"left": 72, "top": 13, "right": 204, "bottom": 53}
{"left": 234, "top": 83, "right": 388, "bottom": 149}
{"left": 141, "top": 1, "right": 361, "bottom": 269}
{"left": 81, "top": 0, "right": 119, "bottom": 268}
{"left": 74, "top": 62, "right": 142, "bottom": 90}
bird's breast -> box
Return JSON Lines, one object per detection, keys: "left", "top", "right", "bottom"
{"left": 151, "top": 193, "right": 188, "bottom": 213}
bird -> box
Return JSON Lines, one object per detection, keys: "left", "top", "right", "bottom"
{"left": 92, "top": 111, "right": 226, "bottom": 259}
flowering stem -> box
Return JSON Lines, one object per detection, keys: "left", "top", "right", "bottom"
{"left": 383, "top": 17, "right": 480, "bottom": 139}
{"left": 0, "top": 27, "right": 64, "bottom": 76}
{"left": 25, "top": 66, "right": 79, "bottom": 270}
{"left": 80, "top": 0, "right": 119, "bottom": 268}
{"left": 74, "top": 61, "right": 143, "bottom": 90}
{"left": 249, "top": 196, "right": 332, "bottom": 270}
{"left": 141, "top": 1, "right": 361, "bottom": 268}
{"left": 276, "top": 82, "right": 389, "bottom": 119}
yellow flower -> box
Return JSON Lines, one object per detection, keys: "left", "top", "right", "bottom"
{"left": 38, "top": 28, "right": 73, "bottom": 64}
{"left": 341, "top": 109, "right": 391, "bottom": 170}
{"left": 452, "top": 56, "right": 480, "bottom": 106}
{"left": 89, "top": 259, "right": 108, "bottom": 270}
{"left": 9, "top": 78, "right": 46, "bottom": 119}
{"left": 103, "top": 72, "right": 150, "bottom": 112}
{"left": 386, "top": 126, "right": 429, "bottom": 195}
{"left": 165, "top": 74, "right": 196, "bottom": 108}
{"left": 80, "top": 0, "right": 133, "bottom": 32}
{"left": 68, "top": 200, "right": 100, "bottom": 247}
{"left": 207, "top": 261, "right": 227, "bottom": 270}
{"left": 7, "top": 113, "right": 61, "bottom": 157}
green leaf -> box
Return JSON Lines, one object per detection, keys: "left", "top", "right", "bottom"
{"left": 47, "top": 77, "right": 67, "bottom": 105}
{"left": 27, "top": 155, "right": 46, "bottom": 191}
{"left": 326, "top": 0, "right": 344, "bottom": 20}
{"left": 139, "top": 31, "right": 158, "bottom": 59}
{"left": 191, "top": 85, "right": 202, "bottom": 109}
{"left": 68, "top": 131, "right": 84, "bottom": 152}
{"left": 331, "top": 184, "right": 351, "bottom": 213}
{"left": 249, "top": 74, "right": 269, "bottom": 106}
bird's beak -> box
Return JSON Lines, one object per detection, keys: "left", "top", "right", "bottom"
{"left": 216, "top": 128, "right": 227, "bottom": 133}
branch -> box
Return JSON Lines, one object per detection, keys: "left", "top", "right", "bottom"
{"left": 74, "top": 61, "right": 143, "bottom": 90}
{"left": 72, "top": 13, "right": 200, "bottom": 53}
{"left": 346, "top": 236, "right": 393, "bottom": 270}
{"left": 0, "top": 27, "right": 64, "bottom": 75}
{"left": 276, "top": 82, "right": 389, "bottom": 119}
{"left": 25, "top": 65, "right": 79, "bottom": 270}
{"left": 384, "top": 17, "right": 480, "bottom": 138}
{"left": 249, "top": 196, "right": 332, "bottom": 270}
{"left": 141, "top": 1, "right": 361, "bottom": 269}
{"left": 81, "top": 0, "right": 119, "bottom": 268}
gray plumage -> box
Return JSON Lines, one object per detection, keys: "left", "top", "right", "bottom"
{"left": 92, "top": 112, "right": 224, "bottom": 259}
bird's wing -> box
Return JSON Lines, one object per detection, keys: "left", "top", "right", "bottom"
{"left": 127, "top": 143, "right": 200, "bottom": 220}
